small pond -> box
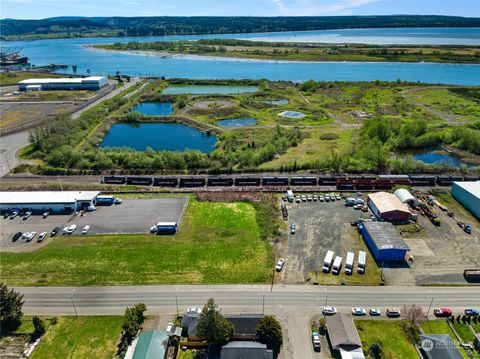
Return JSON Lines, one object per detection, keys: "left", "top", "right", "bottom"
{"left": 100, "top": 123, "right": 217, "bottom": 152}
{"left": 162, "top": 85, "right": 259, "bottom": 95}
{"left": 217, "top": 118, "right": 257, "bottom": 128}
{"left": 131, "top": 102, "right": 173, "bottom": 116}
{"left": 264, "top": 98, "right": 289, "bottom": 105}
{"left": 279, "top": 111, "right": 306, "bottom": 119}
{"left": 413, "top": 150, "right": 477, "bottom": 168}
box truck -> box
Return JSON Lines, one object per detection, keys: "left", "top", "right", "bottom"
{"left": 357, "top": 250, "right": 366, "bottom": 274}
{"left": 287, "top": 190, "right": 294, "bottom": 202}
{"left": 332, "top": 256, "right": 343, "bottom": 275}
{"left": 322, "top": 250, "right": 335, "bottom": 273}
{"left": 345, "top": 251, "right": 355, "bottom": 275}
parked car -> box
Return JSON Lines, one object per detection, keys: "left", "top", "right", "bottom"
{"left": 322, "top": 306, "right": 337, "bottom": 315}
{"left": 23, "top": 211, "right": 32, "bottom": 220}
{"left": 166, "top": 323, "right": 174, "bottom": 334}
{"left": 307, "top": 195, "right": 312, "bottom": 201}
{"left": 10, "top": 211, "right": 19, "bottom": 219}
{"left": 51, "top": 226, "right": 61, "bottom": 237}
{"left": 324, "top": 195, "right": 330, "bottom": 202}
{"left": 27, "top": 231, "right": 37, "bottom": 242}
{"left": 335, "top": 194, "right": 341, "bottom": 201}
{"left": 369, "top": 308, "right": 381, "bottom": 316}
{"left": 21, "top": 232, "right": 31, "bottom": 240}
{"left": 275, "top": 258, "right": 286, "bottom": 272}
{"left": 114, "top": 197, "right": 123, "bottom": 205}
{"left": 464, "top": 308, "right": 480, "bottom": 316}
{"left": 319, "top": 196, "right": 325, "bottom": 202}
{"left": 463, "top": 224, "right": 472, "bottom": 234}
{"left": 3, "top": 211, "right": 11, "bottom": 218}
{"left": 281, "top": 195, "right": 287, "bottom": 201}
{"left": 82, "top": 225, "right": 90, "bottom": 234}
{"left": 62, "top": 226, "right": 70, "bottom": 234}
{"left": 38, "top": 232, "right": 48, "bottom": 242}
{"left": 295, "top": 196, "right": 301, "bottom": 203}
{"left": 312, "top": 332, "right": 321, "bottom": 350}
{"left": 313, "top": 195, "right": 318, "bottom": 201}
{"left": 434, "top": 307, "right": 453, "bottom": 317}
{"left": 66, "top": 224, "right": 77, "bottom": 234}
{"left": 42, "top": 211, "right": 50, "bottom": 218}
{"left": 12, "top": 232, "right": 22, "bottom": 242}
{"left": 386, "top": 308, "right": 401, "bottom": 317}
{"left": 187, "top": 307, "right": 202, "bottom": 314}
{"left": 352, "top": 307, "right": 367, "bottom": 316}
{"left": 330, "top": 194, "right": 336, "bottom": 202}
{"left": 290, "top": 224, "right": 296, "bottom": 234}
{"left": 301, "top": 195, "right": 307, "bottom": 202}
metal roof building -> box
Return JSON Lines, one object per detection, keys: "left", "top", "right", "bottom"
{"left": 18, "top": 76, "right": 108, "bottom": 91}
{"left": 360, "top": 221, "right": 410, "bottom": 262}
{"left": 451, "top": 181, "right": 480, "bottom": 220}
{"left": 132, "top": 330, "right": 168, "bottom": 359}
{"left": 220, "top": 342, "right": 273, "bottom": 359}
{"left": 368, "top": 192, "right": 411, "bottom": 223}
{"left": 420, "top": 334, "right": 463, "bottom": 359}
{"left": 394, "top": 188, "right": 418, "bottom": 207}
{"left": 0, "top": 191, "right": 100, "bottom": 214}
{"left": 325, "top": 314, "right": 365, "bottom": 359}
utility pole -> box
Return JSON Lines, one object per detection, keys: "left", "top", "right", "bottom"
{"left": 426, "top": 296, "right": 434, "bottom": 319}
{"left": 70, "top": 289, "right": 78, "bottom": 318}
{"left": 324, "top": 287, "right": 328, "bottom": 307}
{"left": 175, "top": 288, "right": 179, "bottom": 317}
{"left": 57, "top": 175, "right": 63, "bottom": 191}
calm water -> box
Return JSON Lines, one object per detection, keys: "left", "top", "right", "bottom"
{"left": 132, "top": 102, "right": 173, "bottom": 116}
{"left": 3, "top": 28, "right": 480, "bottom": 84}
{"left": 264, "top": 99, "right": 289, "bottom": 105}
{"left": 100, "top": 123, "right": 217, "bottom": 152}
{"left": 217, "top": 118, "right": 257, "bottom": 127}
{"left": 162, "top": 85, "right": 259, "bottom": 94}
{"left": 413, "top": 151, "right": 477, "bottom": 168}
{"left": 279, "top": 111, "right": 306, "bottom": 118}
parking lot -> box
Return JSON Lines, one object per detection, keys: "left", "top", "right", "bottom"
{"left": 0, "top": 197, "right": 188, "bottom": 252}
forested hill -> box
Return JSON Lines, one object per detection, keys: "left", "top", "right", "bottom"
{"left": 1, "top": 15, "right": 480, "bottom": 40}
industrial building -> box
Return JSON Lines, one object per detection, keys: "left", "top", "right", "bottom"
{"left": 451, "top": 181, "right": 480, "bottom": 220}
{"left": 0, "top": 191, "right": 100, "bottom": 214}
{"left": 367, "top": 192, "right": 411, "bottom": 223}
{"left": 325, "top": 313, "right": 365, "bottom": 359}
{"left": 360, "top": 221, "right": 410, "bottom": 262}
{"left": 18, "top": 76, "right": 108, "bottom": 91}
{"left": 394, "top": 188, "right": 418, "bottom": 207}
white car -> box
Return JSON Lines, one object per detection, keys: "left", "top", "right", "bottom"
{"left": 319, "top": 196, "right": 324, "bottom": 202}
{"left": 37, "top": 232, "right": 48, "bottom": 242}
{"left": 369, "top": 308, "right": 381, "bottom": 316}
{"left": 335, "top": 194, "right": 341, "bottom": 201}
{"left": 322, "top": 306, "right": 337, "bottom": 315}
{"left": 307, "top": 195, "right": 312, "bottom": 201}
{"left": 301, "top": 195, "right": 307, "bottom": 202}
{"left": 187, "top": 307, "right": 202, "bottom": 314}
{"left": 275, "top": 258, "right": 286, "bottom": 272}
{"left": 21, "top": 232, "right": 31, "bottom": 240}
{"left": 66, "top": 224, "right": 77, "bottom": 234}
{"left": 86, "top": 205, "right": 96, "bottom": 212}
{"left": 62, "top": 226, "right": 70, "bottom": 234}
{"left": 295, "top": 196, "right": 301, "bottom": 203}
{"left": 82, "top": 225, "right": 90, "bottom": 234}
{"left": 27, "top": 231, "right": 37, "bottom": 242}
{"left": 352, "top": 307, "right": 367, "bottom": 316}
{"left": 312, "top": 195, "right": 318, "bottom": 201}
{"left": 114, "top": 198, "right": 123, "bottom": 204}
{"left": 166, "top": 322, "right": 174, "bottom": 333}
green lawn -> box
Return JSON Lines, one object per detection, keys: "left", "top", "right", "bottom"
{"left": 177, "top": 349, "right": 196, "bottom": 359}
{"left": 355, "top": 320, "right": 418, "bottom": 359}
{"left": 422, "top": 320, "right": 473, "bottom": 359}
{"left": 0, "top": 71, "right": 68, "bottom": 86}
{"left": 30, "top": 316, "right": 123, "bottom": 359}
{"left": 452, "top": 320, "right": 476, "bottom": 343}
{"left": 0, "top": 199, "right": 272, "bottom": 286}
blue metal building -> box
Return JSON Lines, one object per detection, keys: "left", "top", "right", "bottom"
{"left": 359, "top": 221, "right": 410, "bottom": 262}
{"left": 451, "top": 181, "right": 480, "bottom": 221}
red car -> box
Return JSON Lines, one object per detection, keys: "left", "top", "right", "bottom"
{"left": 433, "top": 307, "right": 453, "bottom": 317}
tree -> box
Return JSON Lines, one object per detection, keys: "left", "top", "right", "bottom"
{"left": 32, "top": 316, "right": 46, "bottom": 337}
{"left": 317, "top": 317, "right": 326, "bottom": 335}
{"left": 0, "top": 282, "right": 25, "bottom": 336}
{"left": 401, "top": 305, "right": 424, "bottom": 343}
{"left": 197, "top": 298, "right": 233, "bottom": 347}
{"left": 256, "top": 315, "right": 283, "bottom": 356}
{"left": 368, "top": 342, "right": 384, "bottom": 359}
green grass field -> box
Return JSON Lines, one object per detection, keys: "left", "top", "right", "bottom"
{"left": 29, "top": 316, "right": 123, "bottom": 359}
{"left": 0, "top": 199, "right": 272, "bottom": 286}
{"left": 0, "top": 72, "right": 68, "bottom": 86}
{"left": 355, "top": 320, "right": 418, "bottom": 359}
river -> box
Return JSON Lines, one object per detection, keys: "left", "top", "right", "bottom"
{"left": 4, "top": 28, "right": 480, "bottom": 84}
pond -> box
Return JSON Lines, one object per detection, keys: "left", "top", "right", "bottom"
{"left": 162, "top": 85, "right": 259, "bottom": 94}
{"left": 100, "top": 123, "right": 217, "bottom": 152}
{"left": 131, "top": 102, "right": 173, "bottom": 116}
{"left": 264, "top": 99, "right": 289, "bottom": 105}
{"left": 217, "top": 118, "right": 257, "bottom": 127}
{"left": 413, "top": 150, "right": 477, "bottom": 168}
{"left": 279, "top": 111, "right": 306, "bottom": 118}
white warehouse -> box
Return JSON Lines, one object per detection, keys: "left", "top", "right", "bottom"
{"left": 0, "top": 191, "right": 100, "bottom": 214}
{"left": 18, "top": 76, "right": 108, "bottom": 91}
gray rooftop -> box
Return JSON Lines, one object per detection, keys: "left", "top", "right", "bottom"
{"left": 420, "top": 334, "right": 463, "bottom": 359}
{"left": 220, "top": 341, "right": 273, "bottom": 359}
{"left": 363, "top": 221, "right": 410, "bottom": 251}
{"left": 325, "top": 313, "right": 362, "bottom": 350}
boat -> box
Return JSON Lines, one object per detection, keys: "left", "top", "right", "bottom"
{"left": 0, "top": 48, "right": 29, "bottom": 66}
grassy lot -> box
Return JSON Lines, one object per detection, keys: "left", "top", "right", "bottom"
{"left": 355, "top": 320, "right": 418, "bottom": 359}
{"left": 435, "top": 192, "right": 479, "bottom": 224}
{"left": 0, "top": 72, "right": 68, "bottom": 86}
{"left": 7, "top": 90, "right": 96, "bottom": 101}
{"left": 0, "top": 199, "right": 272, "bottom": 286}
{"left": 452, "top": 320, "right": 476, "bottom": 343}
{"left": 177, "top": 349, "right": 196, "bottom": 359}
{"left": 30, "top": 316, "right": 123, "bottom": 359}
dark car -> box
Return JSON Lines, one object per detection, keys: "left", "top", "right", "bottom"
{"left": 50, "top": 226, "right": 61, "bottom": 237}
{"left": 12, "top": 232, "right": 22, "bottom": 242}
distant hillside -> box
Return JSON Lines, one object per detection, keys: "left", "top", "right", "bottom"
{"left": 1, "top": 15, "right": 480, "bottom": 40}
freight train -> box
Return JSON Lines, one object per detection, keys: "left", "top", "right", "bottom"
{"left": 101, "top": 174, "right": 479, "bottom": 189}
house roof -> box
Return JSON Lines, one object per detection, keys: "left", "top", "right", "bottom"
{"left": 132, "top": 330, "right": 168, "bottom": 359}
{"left": 0, "top": 191, "right": 100, "bottom": 205}
{"left": 420, "top": 334, "right": 463, "bottom": 359}
{"left": 220, "top": 341, "right": 273, "bottom": 359}
{"left": 362, "top": 221, "right": 410, "bottom": 251}
{"left": 325, "top": 314, "right": 362, "bottom": 350}
{"left": 226, "top": 314, "right": 264, "bottom": 337}
{"left": 368, "top": 192, "right": 411, "bottom": 215}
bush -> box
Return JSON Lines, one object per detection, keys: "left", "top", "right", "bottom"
{"left": 319, "top": 133, "right": 340, "bottom": 141}
{"left": 32, "top": 316, "right": 46, "bottom": 337}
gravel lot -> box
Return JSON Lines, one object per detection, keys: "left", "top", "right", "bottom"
{"left": 0, "top": 197, "right": 188, "bottom": 252}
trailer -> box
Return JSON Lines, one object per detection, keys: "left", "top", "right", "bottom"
{"left": 101, "top": 175, "right": 126, "bottom": 184}
{"left": 332, "top": 256, "right": 343, "bottom": 275}
{"left": 345, "top": 251, "right": 355, "bottom": 275}
{"left": 357, "top": 251, "right": 366, "bottom": 274}
{"left": 95, "top": 195, "right": 115, "bottom": 206}
{"left": 207, "top": 177, "right": 234, "bottom": 187}
{"left": 322, "top": 250, "right": 335, "bottom": 273}
{"left": 153, "top": 177, "right": 178, "bottom": 187}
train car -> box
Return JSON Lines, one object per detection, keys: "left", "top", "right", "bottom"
{"left": 290, "top": 177, "right": 318, "bottom": 186}
{"left": 409, "top": 175, "right": 436, "bottom": 186}
{"left": 318, "top": 176, "right": 338, "bottom": 186}
{"left": 207, "top": 177, "right": 234, "bottom": 187}
{"left": 125, "top": 176, "right": 153, "bottom": 186}
{"left": 336, "top": 177, "right": 354, "bottom": 190}
{"left": 179, "top": 177, "right": 206, "bottom": 188}
{"left": 374, "top": 177, "right": 393, "bottom": 189}
{"left": 451, "top": 175, "right": 464, "bottom": 182}
{"left": 379, "top": 175, "right": 411, "bottom": 186}
{"left": 234, "top": 177, "right": 261, "bottom": 186}
{"left": 262, "top": 177, "right": 289, "bottom": 186}
{"left": 101, "top": 175, "right": 126, "bottom": 185}
{"left": 464, "top": 174, "right": 480, "bottom": 182}
{"left": 153, "top": 177, "right": 178, "bottom": 187}
{"left": 354, "top": 176, "right": 375, "bottom": 190}
{"left": 436, "top": 175, "right": 454, "bottom": 186}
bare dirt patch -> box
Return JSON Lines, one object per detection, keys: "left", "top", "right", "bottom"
{"left": 192, "top": 100, "right": 234, "bottom": 109}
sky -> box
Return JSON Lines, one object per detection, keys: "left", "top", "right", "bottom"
{"left": 1, "top": 0, "right": 479, "bottom": 19}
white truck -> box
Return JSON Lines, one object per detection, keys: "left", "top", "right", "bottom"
{"left": 357, "top": 250, "right": 366, "bottom": 274}
{"left": 332, "top": 256, "right": 343, "bottom": 275}
{"left": 322, "top": 250, "right": 335, "bottom": 273}
{"left": 345, "top": 251, "right": 355, "bottom": 275}
{"left": 287, "top": 190, "right": 294, "bottom": 203}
